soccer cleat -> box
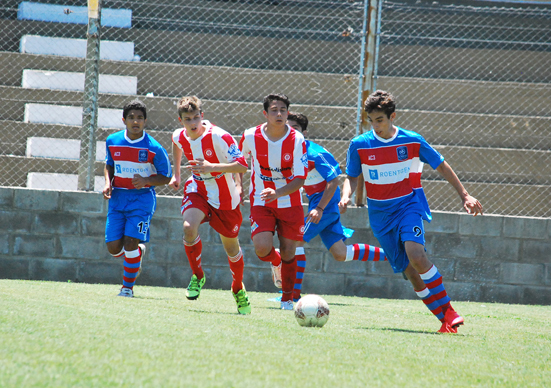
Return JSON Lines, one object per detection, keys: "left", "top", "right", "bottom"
{"left": 444, "top": 306, "right": 464, "bottom": 330}
{"left": 118, "top": 287, "right": 133, "bottom": 298}
{"left": 232, "top": 284, "right": 252, "bottom": 315}
{"left": 137, "top": 243, "right": 146, "bottom": 278}
{"left": 280, "top": 300, "right": 294, "bottom": 310}
{"left": 438, "top": 321, "right": 457, "bottom": 334}
{"left": 186, "top": 274, "right": 206, "bottom": 300}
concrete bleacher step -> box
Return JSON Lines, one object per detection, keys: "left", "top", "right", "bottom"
{"left": 3, "top": 17, "right": 550, "bottom": 81}
{"left": 24, "top": 103, "right": 124, "bottom": 129}
{"left": 22, "top": 69, "right": 137, "bottom": 95}
{"left": 26, "top": 137, "right": 106, "bottom": 161}
{"left": 20, "top": 35, "right": 137, "bottom": 62}
{"left": 27, "top": 172, "right": 104, "bottom": 192}
{"left": 1, "top": 84, "right": 550, "bottom": 150}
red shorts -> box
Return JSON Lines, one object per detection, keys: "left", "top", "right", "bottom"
{"left": 181, "top": 193, "right": 242, "bottom": 238}
{"left": 250, "top": 205, "right": 305, "bottom": 241}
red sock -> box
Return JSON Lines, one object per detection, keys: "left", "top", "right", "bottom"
{"left": 293, "top": 247, "right": 306, "bottom": 301}
{"left": 184, "top": 236, "right": 204, "bottom": 279}
{"left": 257, "top": 247, "right": 281, "bottom": 267}
{"left": 281, "top": 258, "right": 297, "bottom": 302}
{"left": 228, "top": 249, "right": 244, "bottom": 294}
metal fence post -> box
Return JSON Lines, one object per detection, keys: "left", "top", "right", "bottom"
{"left": 78, "top": 0, "right": 102, "bottom": 191}
{"left": 354, "top": 0, "right": 379, "bottom": 206}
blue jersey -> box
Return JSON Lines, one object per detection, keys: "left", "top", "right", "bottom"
{"left": 346, "top": 127, "right": 443, "bottom": 233}
{"left": 105, "top": 130, "right": 172, "bottom": 194}
{"left": 303, "top": 140, "right": 342, "bottom": 211}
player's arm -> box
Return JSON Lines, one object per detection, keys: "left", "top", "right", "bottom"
{"left": 169, "top": 143, "right": 183, "bottom": 190}
{"left": 102, "top": 164, "right": 114, "bottom": 200}
{"left": 307, "top": 178, "right": 339, "bottom": 224}
{"left": 261, "top": 177, "right": 305, "bottom": 204}
{"left": 133, "top": 173, "right": 171, "bottom": 189}
{"left": 436, "top": 161, "right": 483, "bottom": 216}
{"left": 339, "top": 175, "right": 359, "bottom": 214}
{"left": 184, "top": 159, "right": 247, "bottom": 175}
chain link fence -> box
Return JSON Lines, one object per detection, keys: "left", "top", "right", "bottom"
{"left": 0, "top": 0, "right": 550, "bottom": 217}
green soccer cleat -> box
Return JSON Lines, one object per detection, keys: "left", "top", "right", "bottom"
{"left": 232, "top": 284, "right": 252, "bottom": 315}
{"left": 186, "top": 274, "right": 206, "bottom": 300}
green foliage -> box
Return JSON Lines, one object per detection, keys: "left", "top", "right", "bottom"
{"left": 0, "top": 280, "right": 550, "bottom": 387}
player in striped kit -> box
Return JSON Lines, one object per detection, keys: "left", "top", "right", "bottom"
{"left": 103, "top": 100, "right": 172, "bottom": 298}
{"left": 238, "top": 94, "right": 307, "bottom": 310}
{"left": 287, "top": 112, "right": 387, "bottom": 302}
{"left": 340, "top": 90, "right": 483, "bottom": 333}
{"left": 169, "top": 96, "right": 251, "bottom": 314}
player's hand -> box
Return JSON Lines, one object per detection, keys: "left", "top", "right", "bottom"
{"left": 169, "top": 175, "right": 180, "bottom": 191}
{"left": 306, "top": 208, "right": 323, "bottom": 224}
{"left": 260, "top": 187, "right": 278, "bottom": 203}
{"left": 339, "top": 197, "right": 351, "bottom": 214}
{"left": 102, "top": 184, "right": 112, "bottom": 199}
{"left": 463, "top": 194, "right": 483, "bottom": 216}
{"left": 132, "top": 174, "right": 147, "bottom": 189}
{"left": 184, "top": 159, "right": 214, "bottom": 175}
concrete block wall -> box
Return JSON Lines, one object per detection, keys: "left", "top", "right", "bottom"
{"left": 1, "top": 187, "right": 550, "bottom": 305}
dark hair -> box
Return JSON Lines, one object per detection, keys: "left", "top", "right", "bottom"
{"left": 287, "top": 112, "right": 308, "bottom": 132}
{"left": 364, "top": 90, "right": 396, "bottom": 118}
{"left": 263, "top": 93, "right": 290, "bottom": 111}
{"left": 123, "top": 99, "right": 147, "bottom": 119}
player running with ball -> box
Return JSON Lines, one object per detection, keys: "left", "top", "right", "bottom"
{"left": 170, "top": 96, "right": 251, "bottom": 315}
{"left": 340, "top": 90, "right": 483, "bottom": 333}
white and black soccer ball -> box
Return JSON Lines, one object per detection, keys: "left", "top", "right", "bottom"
{"left": 294, "top": 294, "right": 330, "bottom": 327}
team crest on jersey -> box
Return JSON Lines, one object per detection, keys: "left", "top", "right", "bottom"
{"left": 228, "top": 144, "right": 242, "bottom": 159}
{"left": 369, "top": 169, "right": 379, "bottom": 180}
{"left": 138, "top": 149, "right": 148, "bottom": 162}
{"left": 205, "top": 148, "right": 213, "bottom": 157}
{"left": 368, "top": 155, "right": 376, "bottom": 161}
{"left": 396, "top": 146, "right": 408, "bottom": 161}
{"left": 283, "top": 153, "right": 292, "bottom": 162}
{"left": 115, "top": 152, "right": 121, "bottom": 156}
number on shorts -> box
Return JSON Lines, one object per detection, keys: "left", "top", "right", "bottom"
{"left": 137, "top": 221, "right": 149, "bottom": 235}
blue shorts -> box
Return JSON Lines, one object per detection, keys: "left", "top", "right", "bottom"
{"left": 303, "top": 210, "right": 347, "bottom": 250}
{"left": 372, "top": 211, "right": 425, "bottom": 274}
{"left": 105, "top": 189, "right": 157, "bottom": 243}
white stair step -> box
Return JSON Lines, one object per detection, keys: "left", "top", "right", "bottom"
{"left": 24, "top": 103, "right": 124, "bottom": 129}
{"left": 22, "top": 69, "right": 137, "bottom": 95}
{"left": 27, "top": 172, "right": 104, "bottom": 192}
{"left": 17, "top": 1, "right": 132, "bottom": 28}
{"left": 20, "top": 35, "right": 138, "bottom": 62}
{"left": 26, "top": 137, "right": 106, "bottom": 161}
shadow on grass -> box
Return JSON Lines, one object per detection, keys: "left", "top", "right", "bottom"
{"left": 364, "top": 327, "right": 467, "bottom": 336}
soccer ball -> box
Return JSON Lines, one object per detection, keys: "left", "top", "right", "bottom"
{"left": 294, "top": 294, "right": 330, "bottom": 327}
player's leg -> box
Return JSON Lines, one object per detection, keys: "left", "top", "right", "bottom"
{"left": 293, "top": 241, "right": 306, "bottom": 302}
{"left": 278, "top": 236, "right": 298, "bottom": 309}
{"left": 219, "top": 235, "right": 251, "bottom": 315}
{"left": 182, "top": 206, "right": 207, "bottom": 300}
{"left": 250, "top": 206, "right": 282, "bottom": 288}
{"left": 275, "top": 206, "right": 304, "bottom": 310}
{"left": 403, "top": 219, "right": 463, "bottom": 332}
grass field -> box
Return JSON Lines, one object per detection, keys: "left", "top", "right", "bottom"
{"left": 1, "top": 280, "right": 550, "bottom": 388}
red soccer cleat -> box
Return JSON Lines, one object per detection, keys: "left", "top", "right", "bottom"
{"left": 444, "top": 306, "right": 464, "bottom": 330}
{"left": 438, "top": 321, "right": 457, "bottom": 334}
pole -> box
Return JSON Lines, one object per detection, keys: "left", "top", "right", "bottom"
{"left": 78, "top": 0, "right": 102, "bottom": 191}
{"left": 354, "top": 0, "right": 379, "bottom": 206}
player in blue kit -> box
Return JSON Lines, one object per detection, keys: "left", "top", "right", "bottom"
{"left": 287, "top": 112, "right": 387, "bottom": 302}
{"left": 102, "top": 100, "right": 172, "bottom": 298}
{"left": 340, "top": 91, "right": 483, "bottom": 333}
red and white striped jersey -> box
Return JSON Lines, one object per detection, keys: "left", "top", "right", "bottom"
{"left": 239, "top": 123, "right": 307, "bottom": 208}
{"left": 172, "top": 120, "right": 247, "bottom": 210}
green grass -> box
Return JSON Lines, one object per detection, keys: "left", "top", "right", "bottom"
{"left": 1, "top": 280, "right": 550, "bottom": 388}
